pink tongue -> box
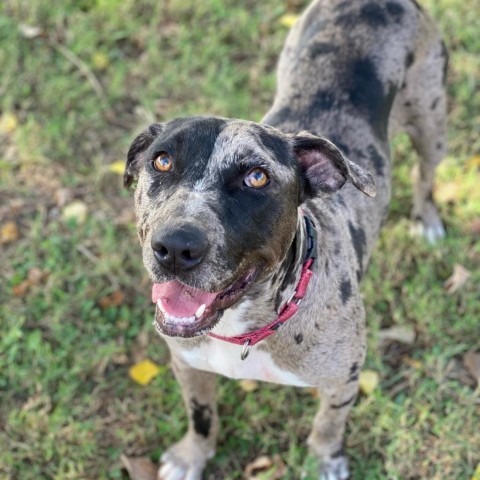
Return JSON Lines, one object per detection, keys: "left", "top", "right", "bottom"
{"left": 152, "top": 281, "right": 218, "bottom": 317}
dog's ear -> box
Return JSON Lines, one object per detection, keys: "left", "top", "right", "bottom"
{"left": 292, "top": 131, "right": 376, "bottom": 198}
{"left": 124, "top": 123, "right": 164, "bottom": 188}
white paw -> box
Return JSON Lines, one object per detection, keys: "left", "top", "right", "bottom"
{"left": 157, "top": 452, "right": 203, "bottom": 480}
{"left": 319, "top": 456, "right": 350, "bottom": 480}
{"left": 410, "top": 218, "right": 446, "bottom": 244}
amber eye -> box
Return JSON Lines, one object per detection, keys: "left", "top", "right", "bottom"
{"left": 244, "top": 168, "right": 269, "bottom": 189}
{"left": 153, "top": 152, "right": 173, "bottom": 172}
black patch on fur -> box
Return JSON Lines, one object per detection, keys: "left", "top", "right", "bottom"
{"left": 409, "top": 0, "right": 423, "bottom": 11}
{"left": 309, "top": 42, "right": 337, "bottom": 59}
{"left": 191, "top": 399, "right": 212, "bottom": 438}
{"left": 430, "top": 97, "right": 440, "bottom": 110}
{"left": 311, "top": 90, "right": 336, "bottom": 113}
{"left": 386, "top": 2, "right": 405, "bottom": 20}
{"left": 346, "top": 58, "right": 396, "bottom": 140}
{"left": 405, "top": 51, "right": 415, "bottom": 69}
{"left": 340, "top": 277, "right": 352, "bottom": 305}
{"left": 256, "top": 127, "right": 292, "bottom": 166}
{"left": 314, "top": 322, "right": 320, "bottom": 330}
{"left": 348, "top": 221, "right": 366, "bottom": 269}
{"left": 334, "top": 1, "right": 350, "bottom": 11}
{"left": 331, "top": 447, "right": 345, "bottom": 458}
{"left": 330, "top": 394, "right": 356, "bottom": 409}
{"left": 360, "top": 3, "right": 388, "bottom": 27}
{"left": 440, "top": 41, "right": 449, "bottom": 85}
{"left": 334, "top": 14, "right": 355, "bottom": 28}
{"left": 436, "top": 142, "right": 442, "bottom": 150}
{"left": 367, "top": 144, "right": 385, "bottom": 176}
{"left": 294, "top": 333, "right": 304, "bottom": 344}
{"left": 347, "top": 373, "right": 359, "bottom": 383}
{"left": 356, "top": 269, "right": 362, "bottom": 282}
{"left": 350, "top": 362, "right": 359, "bottom": 375}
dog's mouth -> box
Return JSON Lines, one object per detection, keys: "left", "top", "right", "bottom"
{"left": 151, "top": 269, "right": 258, "bottom": 338}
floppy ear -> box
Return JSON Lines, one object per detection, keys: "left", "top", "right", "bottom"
{"left": 292, "top": 131, "right": 376, "bottom": 198}
{"left": 124, "top": 123, "right": 164, "bottom": 188}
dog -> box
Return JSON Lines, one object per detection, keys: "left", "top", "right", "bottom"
{"left": 124, "top": 0, "right": 447, "bottom": 478}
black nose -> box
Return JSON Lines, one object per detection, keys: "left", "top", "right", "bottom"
{"left": 151, "top": 225, "right": 209, "bottom": 272}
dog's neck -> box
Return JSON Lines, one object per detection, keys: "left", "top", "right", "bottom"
{"left": 271, "top": 211, "right": 312, "bottom": 313}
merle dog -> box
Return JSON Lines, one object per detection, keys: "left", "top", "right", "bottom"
{"left": 124, "top": 0, "right": 447, "bottom": 478}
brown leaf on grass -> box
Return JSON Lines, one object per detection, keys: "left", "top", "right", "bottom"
{"left": 12, "top": 268, "right": 49, "bottom": 297}
{"left": 0, "top": 221, "right": 19, "bottom": 244}
{"left": 463, "top": 351, "right": 480, "bottom": 386}
{"left": 121, "top": 455, "right": 157, "bottom": 480}
{"left": 99, "top": 290, "right": 125, "bottom": 309}
{"left": 378, "top": 325, "right": 416, "bottom": 345}
{"left": 467, "top": 218, "right": 480, "bottom": 236}
{"left": 54, "top": 188, "right": 73, "bottom": 207}
{"left": 444, "top": 264, "right": 471, "bottom": 294}
{"left": 245, "top": 454, "right": 286, "bottom": 479}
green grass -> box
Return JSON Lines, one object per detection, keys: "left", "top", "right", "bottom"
{"left": 1, "top": 0, "right": 479, "bottom": 479}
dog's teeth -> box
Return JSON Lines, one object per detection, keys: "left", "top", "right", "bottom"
{"left": 195, "top": 304, "right": 206, "bottom": 318}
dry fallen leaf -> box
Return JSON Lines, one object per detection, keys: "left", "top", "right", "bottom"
{"left": 472, "top": 463, "right": 480, "bottom": 480}
{"left": 245, "top": 454, "right": 286, "bottom": 479}
{"left": 62, "top": 200, "right": 88, "bottom": 224}
{"left": 12, "top": 268, "right": 49, "bottom": 297}
{"left": 19, "top": 24, "right": 44, "bottom": 39}
{"left": 467, "top": 218, "right": 480, "bottom": 236}
{"left": 466, "top": 155, "right": 480, "bottom": 170}
{"left": 0, "top": 112, "right": 18, "bottom": 134}
{"left": 92, "top": 52, "right": 110, "bottom": 70}
{"left": 239, "top": 379, "right": 258, "bottom": 392}
{"left": 121, "top": 455, "right": 157, "bottom": 480}
{"left": 359, "top": 370, "right": 379, "bottom": 395}
{"left": 0, "top": 221, "right": 19, "bottom": 244}
{"left": 99, "top": 290, "right": 125, "bottom": 309}
{"left": 129, "top": 359, "right": 161, "bottom": 386}
{"left": 402, "top": 356, "right": 422, "bottom": 369}
{"left": 444, "top": 264, "right": 471, "bottom": 294}
{"left": 378, "top": 325, "right": 415, "bottom": 345}
{"left": 279, "top": 13, "right": 299, "bottom": 28}
{"left": 463, "top": 351, "right": 480, "bottom": 386}
{"left": 307, "top": 387, "right": 320, "bottom": 399}
{"left": 108, "top": 160, "right": 126, "bottom": 175}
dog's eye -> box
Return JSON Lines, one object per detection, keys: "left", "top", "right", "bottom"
{"left": 153, "top": 152, "right": 173, "bottom": 172}
{"left": 244, "top": 168, "right": 269, "bottom": 189}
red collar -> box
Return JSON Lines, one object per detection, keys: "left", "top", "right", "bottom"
{"left": 207, "top": 215, "right": 317, "bottom": 360}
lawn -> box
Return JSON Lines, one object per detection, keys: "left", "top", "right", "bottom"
{"left": 0, "top": 0, "right": 479, "bottom": 479}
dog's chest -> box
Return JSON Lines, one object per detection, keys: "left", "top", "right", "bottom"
{"left": 176, "top": 305, "right": 311, "bottom": 387}
{"left": 178, "top": 341, "right": 310, "bottom": 387}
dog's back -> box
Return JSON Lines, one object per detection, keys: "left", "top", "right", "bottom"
{"left": 264, "top": 0, "right": 447, "bottom": 257}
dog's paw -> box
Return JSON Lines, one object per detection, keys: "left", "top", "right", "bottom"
{"left": 319, "top": 456, "right": 349, "bottom": 480}
{"left": 157, "top": 437, "right": 214, "bottom": 480}
{"left": 410, "top": 206, "right": 446, "bottom": 245}
{"left": 410, "top": 218, "right": 446, "bottom": 244}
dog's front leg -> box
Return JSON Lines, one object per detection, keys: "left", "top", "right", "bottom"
{"left": 158, "top": 353, "right": 218, "bottom": 480}
{"left": 308, "top": 379, "right": 359, "bottom": 480}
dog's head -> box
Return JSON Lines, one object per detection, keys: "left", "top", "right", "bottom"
{"left": 125, "top": 116, "right": 375, "bottom": 337}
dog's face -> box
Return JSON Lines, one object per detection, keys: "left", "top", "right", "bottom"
{"left": 125, "top": 116, "right": 375, "bottom": 338}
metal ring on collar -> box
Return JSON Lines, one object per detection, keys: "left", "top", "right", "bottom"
{"left": 241, "top": 340, "right": 251, "bottom": 360}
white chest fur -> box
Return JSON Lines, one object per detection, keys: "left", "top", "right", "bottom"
{"left": 179, "top": 341, "right": 311, "bottom": 387}
{"left": 175, "top": 304, "right": 312, "bottom": 387}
